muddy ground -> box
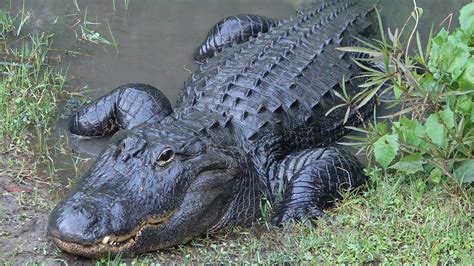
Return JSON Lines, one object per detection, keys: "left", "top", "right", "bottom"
{"left": 0, "top": 152, "right": 264, "bottom": 265}
{"left": 0, "top": 153, "right": 76, "bottom": 264}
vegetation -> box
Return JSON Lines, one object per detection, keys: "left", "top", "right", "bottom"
{"left": 328, "top": 1, "right": 473, "bottom": 262}
{"left": 128, "top": 4, "right": 474, "bottom": 261}
{"left": 0, "top": 1, "right": 472, "bottom": 264}
{"left": 98, "top": 2, "right": 474, "bottom": 264}
{"left": 121, "top": 178, "right": 471, "bottom": 264}
{"left": 0, "top": 8, "right": 66, "bottom": 153}
{"left": 337, "top": 3, "right": 473, "bottom": 184}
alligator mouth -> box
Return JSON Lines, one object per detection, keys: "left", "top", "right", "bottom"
{"left": 50, "top": 214, "right": 172, "bottom": 258}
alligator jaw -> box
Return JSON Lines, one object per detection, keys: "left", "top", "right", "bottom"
{"left": 51, "top": 235, "right": 135, "bottom": 259}
{"left": 50, "top": 215, "right": 171, "bottom": 258}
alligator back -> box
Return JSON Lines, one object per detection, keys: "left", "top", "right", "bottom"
{"left": 178, "top": 0, "right": 376, "bottom": 150}
{"left": 195, "top": 14, "right": 277, "bottom": 62}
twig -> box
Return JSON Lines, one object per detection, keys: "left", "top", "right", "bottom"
{"left": 405, "top": 0, "right": 420, "bottom": 57}
{"left": 0, "top": 61, "right": 33, "bottom": 68}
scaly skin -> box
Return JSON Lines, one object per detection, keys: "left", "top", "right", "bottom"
{"left": 195, "top": 14, "right": 277, "bottom": 63}
{"left": 49, "top": 0, "right": 377, "bottom": 258}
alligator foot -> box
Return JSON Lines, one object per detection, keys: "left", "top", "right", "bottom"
{"left": 69, "top": 83, "right": 172, "bottom": 137}
{"left": 271, "top": 147, "right": 367, "bottom": 226}
{"left": 195, "top": 14, "right": 277, "bottom": 63}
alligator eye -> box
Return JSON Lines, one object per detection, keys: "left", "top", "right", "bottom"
{"left": 155, "top": 148, "right": 175, "bottom": 167}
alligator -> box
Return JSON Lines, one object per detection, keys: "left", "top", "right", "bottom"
{"left": 49, "top": 0, "right": 377, "bottom": 258}
{"left": 194, "top": 14, "right": 277, "bottom": 63}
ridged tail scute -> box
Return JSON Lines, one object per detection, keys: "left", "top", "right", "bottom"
{"left": 194, "top": 14, "right": 278, "bottom": 63}
{"left": 182, "top": 0, "right": 377, "bottom": 147}
{"left": 69, "top": 84, "right": 172, "bottom": 137}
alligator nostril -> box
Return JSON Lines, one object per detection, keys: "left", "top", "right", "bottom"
{"left": 70, "top": 205, "right": 98, "bottom": 226}
{"left": 120, "top": 137, "right": 147, "bottom": 161}
{"left": 77, "top": 206, "right": 94, "bottom": 220}
{"left": 49, "top": 203, "right": 100, "bottom": 244}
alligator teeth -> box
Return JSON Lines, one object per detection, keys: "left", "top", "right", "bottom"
{"left": 102, "top": 236, "right": 110, "bottom": 245}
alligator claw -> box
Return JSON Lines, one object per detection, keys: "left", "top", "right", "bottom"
{"left": 272, "top": 206, "right": 326, "bottom": 227}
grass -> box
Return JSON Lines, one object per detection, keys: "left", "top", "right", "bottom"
{"left": 0, "top": 10, "right": 66, "bottom": 154}
{"left": 0, "top": 2, "right": 472, "bottom": 265}
{"left": 96, "top": 173, "right": 470, "bottom": 264}
{"left": 112, "top": 0, "right": 130, "bottom": 12}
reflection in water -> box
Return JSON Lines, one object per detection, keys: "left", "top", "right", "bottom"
{"left": 2, "top": 0, "right": 467, "bottom": 102}
{"left": 1, "top": 0, "right": 469, "bottom": 160}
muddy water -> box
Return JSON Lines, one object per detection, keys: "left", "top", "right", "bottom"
{"left": 2, "top": 0, "right": 469, "bottom": 167}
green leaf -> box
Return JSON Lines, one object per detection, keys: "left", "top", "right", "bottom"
{"left": 429, "top": 168, "right": 443, "bottom": 184}
{"left": 389, "top": 153, "right": 425, "bottom": 175}
{"left": 459, "top": 3, "right": 474, "bottom": 36}
{"left": 393, "top": 83, "right": 403, "bottom": 99}
{"left": 425, "top": 114, "right": 445, "bottom": 147}
{"left": 376, "top": 122, "right": 388, "bottom": 135}
{"left": 419, "top": 73, "right": 443, "bottom": 92}
{"left": 415, "top": 178, "right": 426, "bottom": 200}
{"left": 429, "top": 29, "right": 470, "bottom": 82}
{"left": 374, "top": 134, "right": 399, "bottom": 169}
{"left": 439, "top": 107, "right": 455, "bottom": 129}
{"left": 458, "top": 59, "right": 474, "bottom": 91}
{"left": 454, "top": 160, "right": 474, "bottom": 183}
{"left": 395, "top": 116, "right": 427, "bottom": 148}
{"left": 456, "top": 95, "right": 473, "bottom": 113}
{"left": 336, "top": 46, "right": 383, "bottom": 57}
{"left": 357, "top": 82, "right": 384, "bottom": 110}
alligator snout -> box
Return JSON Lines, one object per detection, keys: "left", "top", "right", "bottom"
{"left": 49, "top": 201, "right": 100, "bottom": 245}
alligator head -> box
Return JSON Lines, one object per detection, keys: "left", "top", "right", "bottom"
{"left": 48, "top": 123, "right": 246, "bottom": 258}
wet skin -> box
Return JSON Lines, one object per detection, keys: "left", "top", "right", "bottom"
{"left": 49, "top": 0, "right": 376, "bottom": 258}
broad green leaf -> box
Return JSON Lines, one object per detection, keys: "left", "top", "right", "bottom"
{"left": 432, "top": 28, "right": 449, "bottom": 47}
{"left": 389, "top": 153, "right": 425, "bottom": 175}
{"left": 456, "top": 95, "right": 473, "bottom": 113}
{"left": 429, "top": 168, "right": 443, "bottom": 184}
{"left": 392, "top": 121, "right": 403, "bottom": 137}
{"left": 396, "top": 116, "right": 427, "bottom": 148}
{"left": 425, "top": 114, "right": 445, "bottom": 147}
{"left": 419, "top": 73, "right": 443, "bottom": 93}
{"left": 376, "top": 122, "right": 388, "bottom": 135}
{"left": 458, "top": 59, "right": 474, "bottom": 91}
{"left": 374, "top": 134, "right": 399, "bottom": 169}
{"left": 429, "top": 29, "right": 470, "bottom": 82}
{"left": 454, "top": 160, "right": 474, "bottom": 183}
{"left": 459, "top": 3, "right": 474, "bottom": 35}
{"left": 439, "top": 107, "right": 455, "bottom": 129}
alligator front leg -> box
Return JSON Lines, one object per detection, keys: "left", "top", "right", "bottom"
{"left": 270, "top": 147, "right": 367, "bottom": 226}
{"left": 69, "top": 83, "right": 172, "bottom": 137}
{"left": 195, "top": 14, "right": 277, "bottom": 62}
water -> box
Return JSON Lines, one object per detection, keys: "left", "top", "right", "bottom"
{"left": 1, "top": 0, "right": 469, "bottom": 160}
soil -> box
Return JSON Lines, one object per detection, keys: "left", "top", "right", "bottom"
{"left": 0, "top": 154, "right": 89, "bottom": 265}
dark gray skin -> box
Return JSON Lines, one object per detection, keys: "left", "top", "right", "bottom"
{"left": 49, "top": 0, "right": 377, "bottom": 258}
{"left": 194, "top": 14, "right": 277, "bottom": 63}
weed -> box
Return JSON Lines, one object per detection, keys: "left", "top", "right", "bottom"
{"left": 106, "top": 19, "right": 119, "bottom": 53}
{"left": 70, "top": 5, "right": 117, "bottom": 49}
{"left": 113, "top": 0, "right": 130, "bottom": 13}
{"left": 0, "top": 1, "right": 472, "bottom": 264}
{"left": 15, "top": 0, "right": 30, "bottom": 36}
{"left": 335, "top": 2, "right": 473, "bottom": 184}
{"left": 0, "top": 9, "right": 14, "bottom": 38}
{"left": 0, "top": 32, "right": 66, "bottom": 153}
{"left": 71, "top": 0, "right": 80, "bottom": 12}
